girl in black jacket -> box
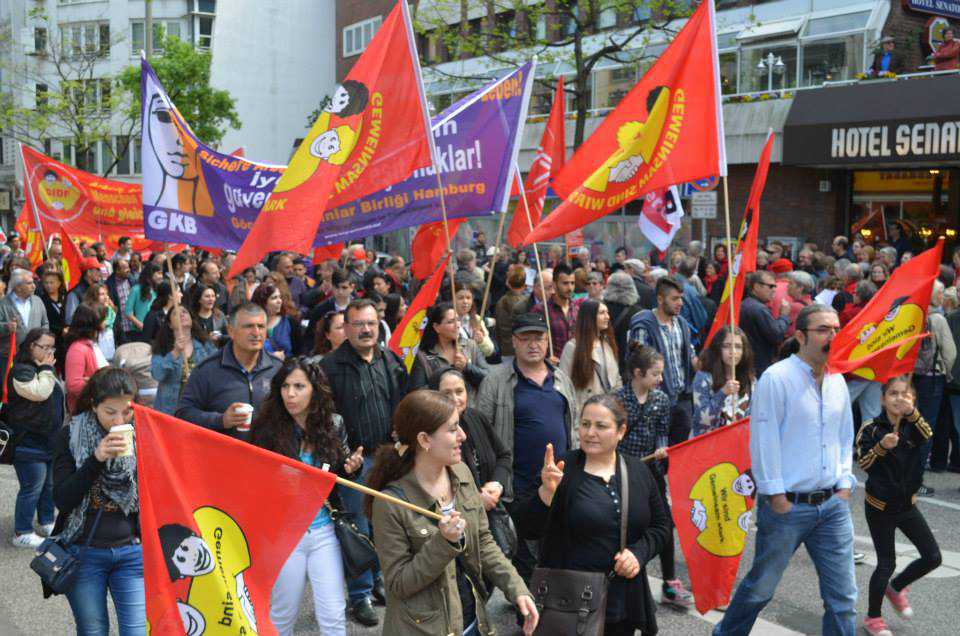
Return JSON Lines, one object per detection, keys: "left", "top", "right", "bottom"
{"left": 856, "top": 375, "right": 942, "bottom": 636}
{"left": 517, "top": 394, "right": 669, "bottom": 635}
{"left": 8, "top": 328, "right": 65, "bottom": 549}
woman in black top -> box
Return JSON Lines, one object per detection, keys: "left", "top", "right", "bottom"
{"left": 51, "top": 367, "right": 144, "bottom": 634}
{"left": 189, "top": 283, "right": 227, "bottom": 346}
{"left": 517, "top": 394, "right": 669, "bottom": 635}
{"left": 430, "top": 368, "right": 511, "bottom": 510}
{"left": 8, "top": 329, "right": 66, "bottom": 549}
{"left": 39, "top": 268, "right": 68, "bottom": 374}
{"left": 856, "top": 375, "right": 941, "bottom": 635}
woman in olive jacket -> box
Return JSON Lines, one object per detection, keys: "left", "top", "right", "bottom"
{"left": 365, "top": 390, "right": 538, "bottom": 636}
{"left": 516, "top": 394, "right": 670, "bottom": 635}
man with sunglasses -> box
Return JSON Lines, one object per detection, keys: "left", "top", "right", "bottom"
{"left": 740, "top": 271, "right": 791, "bottom": 375}
{"left": 715, "top": 303, "right": 857, "bottom": 636}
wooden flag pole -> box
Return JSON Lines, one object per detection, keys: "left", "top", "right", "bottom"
{"left": 433, "top": 172, "right": 458, "bottom": 302}
{"left": 335, "top": 476, "right": 443, "bottom": 521}
{"left": 513, "top": 164, "right": 554, "bottom": 360}
{"left": 721, "top": 175, "right": 737, "bottom": 421}
{"left": 478, "top": 205, "right": 508, "bottom": 321}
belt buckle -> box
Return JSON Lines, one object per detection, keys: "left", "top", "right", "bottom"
{"left": 809, "top": 490, "right": 826, "bottom": 505}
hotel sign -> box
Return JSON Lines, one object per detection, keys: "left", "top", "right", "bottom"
{"left": 904, "top": 0, "right": 960, "bottom": 21}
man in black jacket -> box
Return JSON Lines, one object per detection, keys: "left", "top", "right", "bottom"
{"left": 740, "top": 271, "right": 791, "bottom": 376}
{"left": 175, "top": 303, "right": 281, "bottom": 438}
{"left": 320, "top": 298, "right": 407, "bottom": 626}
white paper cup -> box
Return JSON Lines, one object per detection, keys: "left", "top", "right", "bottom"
{"left": 235, "top": 403, "right": 254, "bottom": 432}
{"left": 111, "top": 424, "right": 134, "bottom": 457}
{"left": 211, "top": 330, "right": 222, "bottom": 340}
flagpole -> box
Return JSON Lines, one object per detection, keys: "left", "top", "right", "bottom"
{"left": 479, "top": 209, "right": 507, "bottom": 321}
{"left": 334, "top": 476, "right": 443, "bottom": 521}
{"left": 721, "top": 175, "right": 737, "bottom": 421}
{"left": 19, "top": 144, "right": 48, "bottom": 261}
{"left": 514, "top": 163, "right": 555, "bottom": 360}
{"left": 434, "top": 172, "right": 458, "bottom": 303}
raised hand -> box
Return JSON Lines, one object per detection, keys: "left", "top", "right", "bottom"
{"left": 344, "top": 446, "right": 364, "bottom": 474}
{"left": 538, "top": 443, "right": 565, "bottom": 506}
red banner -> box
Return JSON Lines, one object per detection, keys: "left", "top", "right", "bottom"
{"left": 827, "top": 238, "right": 944, "bottom": 382}
{"left": 135, "top": 405, "right": 336, "bottom": 635}
{"left": 58, "top": 227, "right": 85, "bottom": 290}
{"left": 14, "top": 202, "right": 46, "bottom": 270}
{"left": 410, "top": 220, "right": 462, "bottom": 280}
{"left": 667, "top": 418, "right": 755, "bottom": 614}
{"left": 390, "top": 253, "right": 450, "bottom": 371}
{"left": 20, "top": 145, "right": 159, "bottom": 255}
{"left": 231, "top": 0, "right": 432, "bottom": 275}
{"left": 702, "top": 131, "right": 774, "bottom": 350}
{"left": 523, "top": 0, "right": 725, "bottom": 244}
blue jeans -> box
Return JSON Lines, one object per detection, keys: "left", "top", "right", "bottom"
{"left": 846, "top": 378, "right": 881, "bottom": 423}
{"left": 338, "top": 455, "right": 381, "bottom": 605}
{"left": 713, "top": 495, "right": 857, "bottom": 636}
{"left": 12, "top": 447, "right": 54, "bottom": 534}
{"left": 914, "top": 374, "right": 945, "bottom": 472}
{"left": 66, "top": 543, "right": 146, "bottom": 636}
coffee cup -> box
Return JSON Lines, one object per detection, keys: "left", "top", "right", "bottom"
{"left": 110, "top": 424, "right": 135, "bottom": 457}
{"left": 235, "top": 403, "right": 254, "bottom": 432}
{"left": 211, "top": 330, "right": 222, "bottom": 340}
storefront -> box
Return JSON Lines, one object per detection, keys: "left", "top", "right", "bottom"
{"left": 783, "top": 74, "right": 960, "bottom": 255}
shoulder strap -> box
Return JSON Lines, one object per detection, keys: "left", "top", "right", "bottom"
{"left": 619, "top": 455, "right": 629, "bottom": 551}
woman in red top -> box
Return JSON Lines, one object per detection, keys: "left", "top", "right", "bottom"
{"left": 64, "top": 303, "right": 108, "bottom": 413}
{"left": 934, "top": 27, "right": 960, "bottom": 71}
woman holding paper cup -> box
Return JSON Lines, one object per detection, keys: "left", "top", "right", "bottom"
{"left": 50, "top": 367, "right": 144, "bottom": 634}
{"left": 365, "top": 390, "right": 538, "bottom": 636}
{"left": 190, "top": 283, "right": 228, "bottom": 345}
{"left": 150, "top": 306, "right": 218, "bottom": 415}
{"left": 251, "top": 357, "right": 363, "bottom": 636}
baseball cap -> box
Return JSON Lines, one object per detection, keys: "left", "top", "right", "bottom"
{"left": 80, "top": 257, "right": 102, "bottom": 272}
{"left": 512, "top": 313, "right": 548, "bottom": 334}
{"left": 770, "top": 258, "right": 794, "bottom": 274}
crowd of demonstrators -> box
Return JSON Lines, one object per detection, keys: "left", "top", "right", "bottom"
{"left": 1, "top": 226, "right": 959, "bottom": 635}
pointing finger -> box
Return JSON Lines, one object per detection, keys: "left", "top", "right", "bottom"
{"left": 544, "top": 443, "right": 554, "bottom": 467}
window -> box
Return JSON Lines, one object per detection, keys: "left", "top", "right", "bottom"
{"left": 800, "top": 35, "right": 863, "bottom": 86}
{"left": 633, "top": 6, "right": 651, "bottom": 23}
{"left": 132, "top": 138, "right": 141, "bottom": 174}
{"left": 594, "top": 66, "right": 636, "bottom": 110}
{"left": 597, "top": 8, "right": 617, "bottom": 30}
{"left": 131, "top": 21, "right": 182, "bottom": 56}
{"left": 803, "top": 11, "right": 871, "bottom": 38}
{"left": 198, "top": 16, "right": 213, "bottom": 49}
{"left": 59, "top": 22, "right": 109, "bottom": 58}
{"left": 35, "top": 83, "right": 48, "bottom": 110}
{"left": 343, "top": 16, "right": 382, "bottom": 57}
{"left": 34, "top": 27, "right": 47, "bottom": 54}
{"left": 719, "top": 52, "right": 738, "bottom": 94}
{"left": 115, "top": 136, "right": 131, "bottom": 175}
{"left": 739, "top": 45, "right": 797, "bottom": 92}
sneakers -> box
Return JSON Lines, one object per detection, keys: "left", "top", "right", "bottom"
{"left": 661, "top": 579, "right": 693, "bottom": 609}
{"left": 854, "top": 552, "right": 866, "bottom": 564}
{"left": 918, "top": 484, "right": 935, "bottom": 496}
{"left": 885, "top": 585, "right": 914, "bottom": 618}
{"left": 37, "top": 523, "right": 54, "bottom": 538}
{"left": 11, "top": 532, "right": 44, "bottom": 549}
{"left": 863, "top": 616, "right": 893, "bottom": 636}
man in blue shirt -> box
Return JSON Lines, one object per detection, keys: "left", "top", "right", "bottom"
{"left": 715, "top": 303, "right": 857, "bottom": 636}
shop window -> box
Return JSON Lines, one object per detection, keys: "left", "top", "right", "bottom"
{"left": 739, "top": 45, "right": 797, "bottom": 92}
{"left": 719, "top": 52, "right": 738, "bottom": 94}
{"left": 800, "top": 35, "right": 863, "bottom": 86}
{"left": 594, "top": 66, "right": 636, "bottom": 110}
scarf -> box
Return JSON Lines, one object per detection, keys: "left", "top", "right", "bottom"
{"left": 60, "top": 410, "right": 139, "bottom": 544}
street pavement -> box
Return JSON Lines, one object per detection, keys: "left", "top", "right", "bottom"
{"left": 2, "top": 465, "right": 959, "bottom": 635}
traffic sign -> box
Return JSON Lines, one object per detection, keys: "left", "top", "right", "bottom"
{"left": 690, "top": 191, "right": 717, "bottom": 219}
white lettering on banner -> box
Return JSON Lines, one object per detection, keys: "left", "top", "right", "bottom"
{"left": 223, "top": 184, "right": 268, "bottom": 214}
{"left": 147, "top": 209, "right": 197, "bottom": 234}
{"left": 830, "top": 121, "right": 960, "bottom": 159}
{"left": 410, "top": 140, "right": 484, "bottom": 178}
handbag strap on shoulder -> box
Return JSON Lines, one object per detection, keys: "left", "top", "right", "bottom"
{"left": 618, "top": 454, "right": 629, "bottom": 551}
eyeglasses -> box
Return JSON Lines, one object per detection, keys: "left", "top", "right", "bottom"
{"left": 802, "top": 326, "right": 840, "bottom": 336}
{"left": 758, "top": 282, "right": 776, "bottom": 289}
{"left": 348, "top": 320, "right": 378, "bottom": 329}
{"left": 32, "top": 344, "right": 54, "bottom": 351}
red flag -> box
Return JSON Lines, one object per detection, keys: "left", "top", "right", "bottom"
{"left": 668, "top": 418, "right": 755, "bottom": 614}
{"left": 390, "top": 253, "right": 450, "bottom": 371}
{"left": 827, "top": 238, "right": 944, "bottom": 382}
{"left": 312, "top": 242, "right": 344, "bottom": 265}
{"left": 523, "top": 0, "right": 726, "bottom": 244}
{"left": 410, "top": 220, "right": 462, "bottom": 280}
{"left": 16, "top": 190, "right": 46, "bottom": 270}
{"left": 702, "top": 131, "right": 774, "bottom": 350}
{"left": 231, "top": 0, "right": 432, "bottom": 276}
{"left": 135, "top": 406, "right": 336, "bottom": 635}
{"left": 58, "top": 227, "right": 84, "bottom": 290}
{"left": 508, "top": 76, "right": 565, "bottom": 247}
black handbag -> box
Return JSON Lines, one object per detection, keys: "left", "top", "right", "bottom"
{"left": 0, "top": 424, "right": 21, "bottom": 464}
{"left": 487, "top": 502, "right": 518, "bottom": 559}
{"left": 530, "top": 455, "right": 629, "bottom": 636}
{"left": 327, "top": 505, "right": 379, "bottom": 580}
{"left": 30, "top": 509, "right": 103, "bottom": 595}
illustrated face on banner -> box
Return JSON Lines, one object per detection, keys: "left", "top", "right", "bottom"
{"left": 398, "top": 310, "right": 429, "bottom": 372}
{"left": 32, "top": 168, "right": 86, "bottom": 223}
{"left": 157, "top": 507, "right": 258, "bottom": 635}
{"left": 148, "top": 94, "right": 196, "bottom": 181}
{"left": 584, "top": 87, "right": 671, "bottom": 193}
{"left": 688, "top": 462, "right": 754, "bottom": 558}
{"left": 849, "top": 296, "right": 924, "bottom": 380}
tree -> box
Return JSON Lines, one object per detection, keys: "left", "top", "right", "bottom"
{"left": 0, "top": 7, "right": 135, "bottom": 175}
{"left": 117, "top": 33, "right": 241, "bottom": 155}
{"left": 413, "top": 0, "right": 691, "bottom": 148}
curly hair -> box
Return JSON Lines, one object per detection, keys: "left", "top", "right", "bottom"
{"left": 250, "top": 357, "right": 344, "bottom": 469}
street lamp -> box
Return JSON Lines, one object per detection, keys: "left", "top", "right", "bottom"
{"left": 756, "top": 53, "right": 786, "bottom": 92}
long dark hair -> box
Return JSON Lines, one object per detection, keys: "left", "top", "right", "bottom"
{"left": 364, "top": 390, "right": 457, "bottom": 517}
{"left": 64, "top": 302, "right": 104, "bottom": 349}
{"left": 189, "top": 283, "right": 223, "bottom": 319}
{"left": 251, "top": 282, "right": 280, "bottom": 316}
{"left": 148, "top": 281, "right": 175, "bottom": 312}
{"left": 14, "top": 328, "right": 55, "bottom": 364}
{"left": 384, "top": 293, "right": 404, "bottom": 331}
{"left": 75, "top": 367, "right": 137, "bottom": 414}
{"left": 420, "top": 302, "right": 455, "bottom": 353}
{"left": 41, "top": 269, "right": 66, "bottom": 302}
{"left": 152, "top": 306, "right": 209, "bottom": 356}
{"left": 570, "top": 299, "right": 617, "bottom": 390}
{"left": 137, "top": 263, "right": 160, "bottom": 301}
{"left": 313, "top": 310, "right": 344, "bottom": 356}
{"left": 250, "top": 358, "right": 344, "bottom": 468}
{"left": 701, "top": 325, "right": 754, "bottom": 396}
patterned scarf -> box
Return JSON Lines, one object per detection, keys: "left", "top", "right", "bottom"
{"left": 60, "top": 410, "right": 139, "bottom": 544}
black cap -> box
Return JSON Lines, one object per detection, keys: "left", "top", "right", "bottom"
{"left": 513, "top": 312, "right": 548, "bottom": 334}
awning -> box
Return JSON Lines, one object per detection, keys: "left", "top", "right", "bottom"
{"left": 737, "top": 18, "right": 804, "bottom": 42}
{"left": 782, "top": 75, "right": 960, "bottom": 168}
